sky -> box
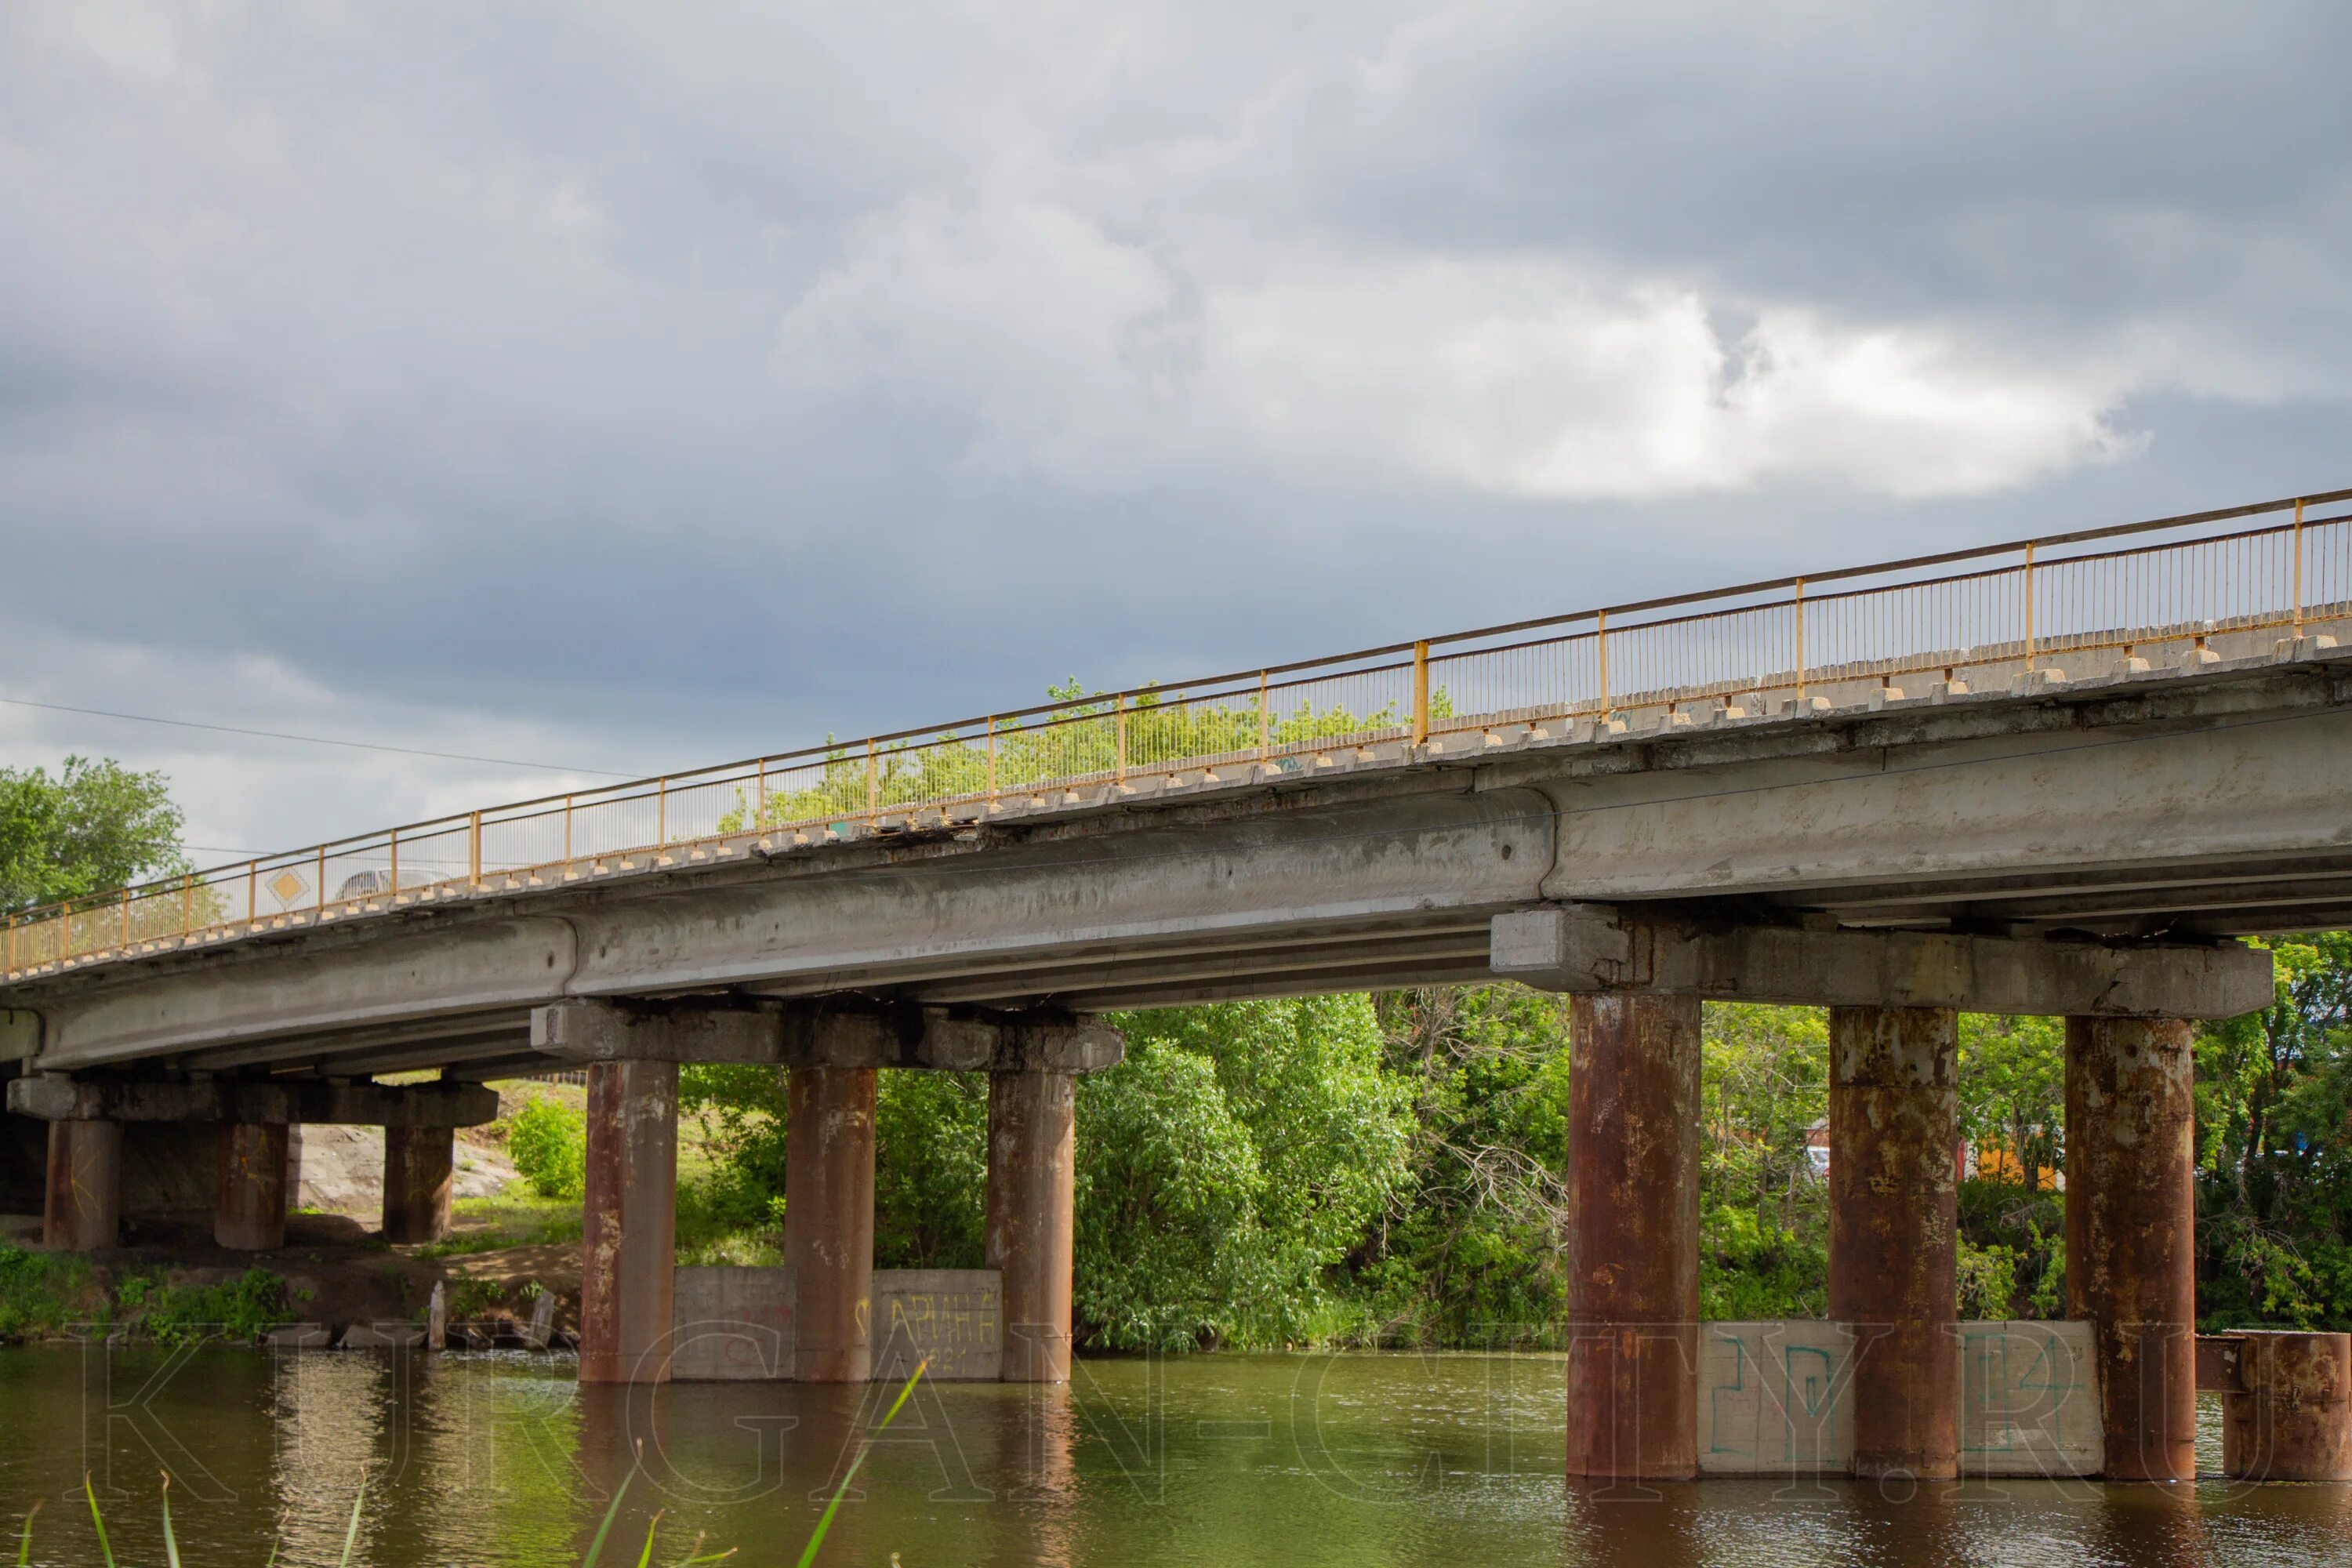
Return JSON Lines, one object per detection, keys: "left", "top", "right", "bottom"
{"left": 1, "top": 1, "right": 2347, "bottom": 869}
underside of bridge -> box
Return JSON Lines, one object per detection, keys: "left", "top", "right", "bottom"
{"left": 2, "top": 627, "right": 2347, "bottom": 1465}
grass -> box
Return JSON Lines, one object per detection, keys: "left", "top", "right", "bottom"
{"left": 16, "top": 1363, "right": 931, "bottom": 1567}
{"left": 414, "top": 1193, "right": 585, "bottom": 1259}
{"left": 0, "top": 1246, "right": 98, "bottom": 1341}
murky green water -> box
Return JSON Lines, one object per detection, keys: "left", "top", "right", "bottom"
{"left": 2, "top": 1348, "right": 2347, "bottom": 1566}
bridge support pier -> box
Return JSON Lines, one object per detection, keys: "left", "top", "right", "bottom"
{"left": 1565, "top": 993, "right": 1700, "bottom": 1479}
{"left": 2067, "top": 1014, "right": 2198, "bottom": 1482}
{"left": 43, "top": 1118, "right": 120, "bottom": 1251}
{"left": 1828, "top": 1004, "right": 1958, "bottom": 1480}
{"left": 580, "top": 1059, "right": 679, "bottom": 1385}
{"left": 989, "top": 1066, "right": 1076, "bottom": 1382}
{"left": 215, "top": 1121, "right": 289, "bottom": 1251}
{"left": 785, "top": 1065, "right": 876, "bottom": 1384}
{"left": 383, "top": 1124, "right": 456, "bottom": 1244}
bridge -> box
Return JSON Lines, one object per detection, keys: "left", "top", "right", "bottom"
{"left": 5, "top": 488, "right": 2350, "bottom": 1479}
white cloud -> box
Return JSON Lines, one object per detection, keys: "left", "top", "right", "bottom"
{"left": 778, "top": 197, "right": 2139, "bottom": 500}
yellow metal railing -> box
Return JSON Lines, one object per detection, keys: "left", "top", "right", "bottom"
{"left": 5, "top": 488, "right": 2350, "bottom": 981}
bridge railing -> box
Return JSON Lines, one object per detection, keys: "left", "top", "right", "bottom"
{"left": 5, "top": 488, "right": 2348, "bottom": 980}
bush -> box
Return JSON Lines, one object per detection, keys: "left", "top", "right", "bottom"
{"left": 507, "top": 1095, "right": 586, "bottom": 1200}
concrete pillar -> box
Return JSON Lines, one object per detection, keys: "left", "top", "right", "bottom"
{"left": 579, "top": 1060, "right": 679, "bottom": 1385}
{"left": 785, "top": 1066, "right": 877, "bottom": 1383}
{"left": 43, "top": 1119, "right": 121, "bottom": 1251}
{"left": 383, "top": 1124, "right": 456, "bottom": 1244}
{"left": 2066, "top": 1015, "right": 2197, "bottom": 1482}
{"left": 988, "top": 1068, "right": 1076, "bottom": 1383}
{"left": 1565, "top": 993, "right": 1700, "bottom": 1480}
{"left": 1828, "top": 1004, "right": 1959, "bottom": 1480}
{"left": 215, "top": 1121, "right": 290, "bottom": 1251}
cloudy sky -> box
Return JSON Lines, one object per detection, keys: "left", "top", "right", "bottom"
{"left": 2, "top": 1, "right": 2347, "bottom": 866}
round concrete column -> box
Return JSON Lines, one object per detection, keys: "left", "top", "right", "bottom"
{"left": 1828, "top": 1004, "right": 1959, "bottom": 1480}
{"left": 215, "top": 1122, "right": 290, "bottom": 1251}
{"left": 2066, "top": 1015, "right": 2197, "bottom": 1482}
{"left": 2222, "top": 1330, "right": 2352, "bottom": 1481}
{"left": 383, "top": 1124, "right": 456, "bottom": 1244}
{"left": 44, "top": 1119, "right": 122, "bottom": 1251}
{"left": 785, "top": 1065, "right": 876, "bottom": 1384}
{"left": 988, "top": 1068, "right": 1076, "bottom": 1383}
{"left": 1566, "top": 993, "right": 1701, "bottom": 1480}
{"left": 579, "top": 1060, "right": 680, "bottom": 1385}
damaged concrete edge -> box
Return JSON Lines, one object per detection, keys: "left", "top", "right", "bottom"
{"left": 531, "top": 996, "right": 1126, "bottom": 1073}
{"left": 1490, "top": 904, "right": 2274, "bottom": 1018}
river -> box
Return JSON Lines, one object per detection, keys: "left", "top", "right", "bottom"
{"left": 1, "top": 1348, "right": 2345, "bottom": 1566}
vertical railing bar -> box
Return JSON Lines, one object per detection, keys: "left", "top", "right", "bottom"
{"left": 1596, "top": 610, "right": 1610, "bottom": 715}
{"left": 469, "top": 811, "right": 482, "bottom": 887}
{"left": 656, "top": 778, "right": 668, "bottom": 847}
{"left": 1411, "top": 641, "right": 1430, "bottom": 745}
{"left": 1116, "top": 692, "right": 1127, "bottom": 782}
{"left": 316, "top": 844, "right": 326, "bottom": 917}
{"left": 1794, "top": 579, "right": 1807, "bottom": 701}
{"left": 1258, "top": 670, "right": 1270, "bottom": 760}
{"left": 120, "top": 887, "right": 130, "bottom": 950}
{"left": 2293, "top": 496, "right": 2307, "bottom": 636}
{"left": 2023, "top": 540, "right": 2037, "bottom": 671}
{"left": 985, "top": 717, "right": 998, "bottom": 802}
{"left": 866, "top": 738, "right": 879, "bottom": 819}
{"left": 389, "top": 829, "right": 400, "bottom": 898}
{"left": 753, "top": 759, "right": 765, "bottom": 833}
{"left": 248, "top": 862, "right": 258, "bottom": 929}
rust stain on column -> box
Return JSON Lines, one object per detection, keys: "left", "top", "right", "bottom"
{"left": 579, "top": 1059, "right": 679, "bottom": 1385}
{"left": 2067, "top": 1014, "right": 2197, "bottom": 1482}
{"left": 1828, "top": 1004, "right": 1959, "bottom": 1480}
{"left": 215, "top": 1121, "right": 290, "bottom": 1251}
{"left": 2222, "top": 1330, "right": 2352, "bottom": 1481}
{"left": 43, "top": 1119, "right": 121, "bottom": 1251}
{"left": 786, "top": 1065, "right": 876, "bottom": 1384}
{"left": 383, "top": 1124, "right": 456, "bottom": 1244}
{"left": 1566, "top": 993, "right": 1701, "bottom": 1480}
{"left": 988, "top": 1069, "right": 1076, "bottom": 1383}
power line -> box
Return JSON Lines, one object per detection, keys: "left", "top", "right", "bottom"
{"left": 0, "top": 693, "right": 637, "bottom": 778}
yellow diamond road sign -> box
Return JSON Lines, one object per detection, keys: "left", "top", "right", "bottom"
{"left": 268, "top": 869, "right": 308, "bottom": 908}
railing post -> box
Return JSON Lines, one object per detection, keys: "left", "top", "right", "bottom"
{"left": 247, "top": 862, "right": 257, "bottom": 927}
{"left": 1794, "top": 578, "right": 1807, "bottom": 700}
{"left": 655, "top": 779, "right": 667, "bottom": 846}
{"left": 2293, "top": 496, "right": 2307, "bottom": 636}
{"left": 564, "top": 797, "right": 575, "bottom": 862}
{"left": 866, "top": 739, "right": 879, "bottom": 818}
{"left": 120, "top": 887, "right": 131, "bottom": 949}
{"left": 1412, "top": 641, "right": 1431, "bottom": 745}
{"left": 753, "top": 760, "right": 765, "bottom": 832}
{"left": 316, "top": 845, "right": 326, "bottom": 913}
{"left": 1258, "top": 670, "right": 1270, "bottom": 760}
{"left": 388, "top": 829, "right": 400, "bottom": 897}
{"left": 2023, "top": 543, "right": 2038, "bottom": 671}
{"left": 1596, "top": 609, "right": 1610, "bottom": 714}
{"left": 469, "top": 811, "right": 482, "bottom": 886}
{"left": 182, "top": 873, "right": 194, "bottom": 938}
{"left": 1115, "top": 693, "right": 1127, "bottom": 782}
{"left": 985, "top": 717, "right": 998, "bottom": 800}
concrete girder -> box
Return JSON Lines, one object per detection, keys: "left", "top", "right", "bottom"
{"left": 6, "top": 1075, "right": 498, "bottom": 1127}
{"left": 531, "top": 999, "right": 1126, "bottom": 1074}
{"left": 179, "top": 1011, "right": 536, "bottom": 1073}
{"left": 1490, "top": 905, "right": 2272, "bottom": 1018}
{"left": 887, "top": 924, "right": 1494, "bottom": 1006}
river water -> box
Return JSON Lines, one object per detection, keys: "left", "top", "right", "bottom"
{"left": 1, "top": 1347, "right": 2346, "bottom": 1566}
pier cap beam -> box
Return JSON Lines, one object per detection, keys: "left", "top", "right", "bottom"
{"left": 532, "top": 999, "right": 1125, "bottom": 1073}
{"left": 1490, "top": 906, "right": 2270, "bottom": 1018}
{"left": 6, "top": 1075, "right": 498, "bottom": 1127}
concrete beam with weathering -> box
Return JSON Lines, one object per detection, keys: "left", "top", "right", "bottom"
{"left": 1489, "top": 905, "right": 2273, "bottom": 1018}
{"left": 5, "top": 1074, "right": 499, "bottom": 1127}
{"left": 530, "top": 999, "right": 1126, "bottom": 1074}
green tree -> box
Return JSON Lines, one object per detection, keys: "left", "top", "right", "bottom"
{"left": 0, "top": 755, "right": 188, "bottom": 913}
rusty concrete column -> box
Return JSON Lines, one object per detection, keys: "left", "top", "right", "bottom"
{"left": 579, "top": 1059, "right": 679, "bottom": 1385}
{"left": 43, "top": 1119, "right": 122, "bottom": 1251}
{"left": 2066, "top": 1014, "right": 2197, "bottom": 1482}
{"left": 383, "top": 1124, "right": 456, "bottom": 1244}
{"left": 215, "top": 1121, "right": 290, "bottom": 1251}
{"left": 1566, "top": 993, "right": 1701, "bottom": 1480}
{"left": 988, "top": 1067, "right": 1076, "bottom": 1383}
{"left": 1828, "top": 1004, "right": 1959, "bottom": 1480}
{"left": 2221, "top": 1330, "right": 2352, "bottom": 1481}
{"left": 785, "top": 1065, "right": 877, "bottom": 1383}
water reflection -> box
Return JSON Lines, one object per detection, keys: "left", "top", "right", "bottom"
{"left": 1, "top": 1347, "right": 2347, "bottom": 1567}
